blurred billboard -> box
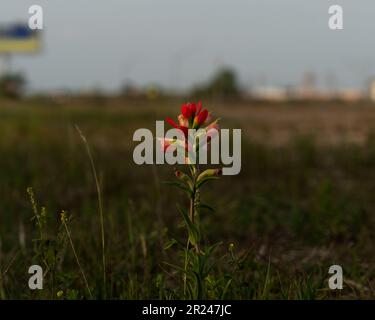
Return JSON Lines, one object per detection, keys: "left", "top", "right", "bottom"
{"left": 0, "top": 23, "right": 40, "bottom": 53}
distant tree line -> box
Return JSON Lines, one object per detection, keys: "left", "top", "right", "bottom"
{"left": 0, "top": 73, "right": 26, "bottom": 98}
{"left": 191, "top": 68, "right": 240, "bottom": 100}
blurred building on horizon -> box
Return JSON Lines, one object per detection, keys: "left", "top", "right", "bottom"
{"left": 249, "top": 71, "right": 373, "bottom": 103}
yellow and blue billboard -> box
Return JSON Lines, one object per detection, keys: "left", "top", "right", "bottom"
{"left": 0, "top": 24, "right": 40, "bottom": 53}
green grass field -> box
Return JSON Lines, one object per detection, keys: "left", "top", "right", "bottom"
{"left": 1, "top": 97, "right": 375, "bottom": 299}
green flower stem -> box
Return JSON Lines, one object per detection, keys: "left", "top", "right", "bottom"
{"left": 183, "top": 163, "right": 201, "bottom": 299}
{"left": 189, "top": 164, "right": 200, "bottom": 254}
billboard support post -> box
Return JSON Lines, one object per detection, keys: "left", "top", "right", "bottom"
{"left": 0, "top": 53, "right": 11, "bottom": 77}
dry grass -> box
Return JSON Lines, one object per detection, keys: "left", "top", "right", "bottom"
{"left": 0, "top": 97, "right": 374, "bottom": 299}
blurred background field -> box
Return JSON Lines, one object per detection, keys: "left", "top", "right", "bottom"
{"left": 1, "top": 97, "right": 375, "bottom": 299}
{"left": 2, "top": 0, "right": 375, "bottom": 299}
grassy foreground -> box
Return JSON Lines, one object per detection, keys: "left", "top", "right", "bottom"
{"left": 0, "top": 98, "right": 375, "bottom": 299}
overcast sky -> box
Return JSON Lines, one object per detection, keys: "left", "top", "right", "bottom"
{"left": 1, "top": 0, "right": 375, "bottom": 92}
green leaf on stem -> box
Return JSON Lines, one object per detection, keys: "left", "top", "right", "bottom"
{"left": 199, "top": 203, "right": 216, "bottom": 213}
{"left": 164, "top": 239, "right": 178, "bottom": 250}
{"left": 164, "top": 181, "right": 193, "bottom": 197}
{"left": 174, "top": 169, "right": 194, "bottom": 190}
{"left": 196, "top": 168, "right": 222, "bottom": 183}
{"left": 162, "top": 261, "right": 187, "bottom": 274}
{"left": 220, "top": 279, "right": 233, "bottom": 299}
{"left": 205, "top": 241, "right": 222, "bottom": 256}
{"left": 177, "top": 206, "right": 200, "bottom": 246}
{"left": 196, "top": 176, "right": 219, "bottom": 189}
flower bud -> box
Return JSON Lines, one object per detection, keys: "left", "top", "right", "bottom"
{"left": 190, "top": 103, "right": 197, "bottom": 117}
{"left": 197, "top": 168, "right": 222, "bottom": 182}
{"left": 193, "top": 109, "right": 208, "bottom": 128}
{"left": 174, "top": 168, "right": 193, "bottom": 189}
{"left": 181, "top": 104, "right": 192, "bottom": 119}
{"left": 178, "top": 114, "right": 189, "bottom": 127}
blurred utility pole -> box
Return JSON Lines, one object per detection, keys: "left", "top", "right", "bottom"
{"left": 169, "top": 44, "right": 198, "bottom": 94}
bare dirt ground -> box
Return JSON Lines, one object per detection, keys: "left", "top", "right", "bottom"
{"left": 215, "top": 102, "right": 375, "bottom": 146}
{"left": 3, "top": 98, "right": 375, "bottom": 146}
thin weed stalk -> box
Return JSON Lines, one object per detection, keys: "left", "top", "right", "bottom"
{"left": 0, "top": 236, "right": 5, "bottom": 299}
{"left": 75, "top": 125, "right": 107, "bottom": 299}
{"left": 60, "top": 211, "right": 93, "bottom": 299}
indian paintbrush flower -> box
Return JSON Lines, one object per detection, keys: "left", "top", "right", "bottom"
{"left": 158, "top": 138, "right": 175, "bottom": 152}
{"left": 193, "top": 109, "right": 208, "bottom": 129}
{"left": 163, "top": 102, "right": 219, "bottom": 157}
{"left": 161, "top": 101, "right": 224, "bottom": 299}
